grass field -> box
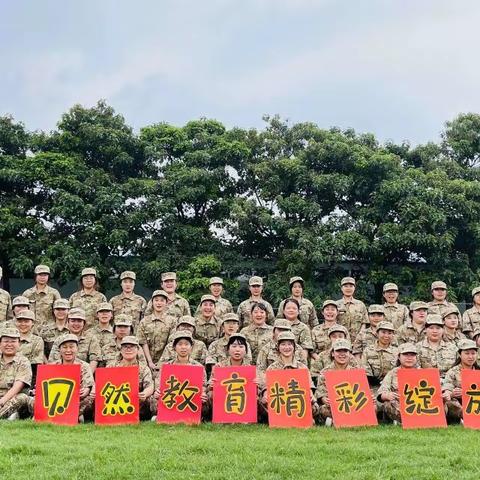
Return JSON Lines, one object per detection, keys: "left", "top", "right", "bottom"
{"left": 1, "top": 422, "right": 479, "bottom": 479}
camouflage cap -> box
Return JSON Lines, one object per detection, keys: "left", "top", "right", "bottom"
{"left": 120, "top": 271, "right": 136, "bottom": 281}
{"left": 151, "top": 289, "right": 168, "bottom": 300}
{"left": 34, "top": 264, "right": 50, "bottom": 275}
{"left": 332, "top": 339, "right": 352, "bottom": 351}
{"left": 161, "top": 272, "right": 177, "bottom": 282}
{"left": 442, "top": 306, "right": 460, "bottom": 319}
{"left": 249, "top": 276, "right": 263, "bottom": 286}
{"left": 376, "top": 320, "right": 395, "bottom": 332}
{"left": 398, "top": 343, "right": 417, "bottom": 354}
{"left": 457, "top": 339, "right": 478, "bottom": 351}
{"left": 473, "top": 328, "right": 480, "bottom": 339}
{"left": 114, "top": 314, "right": 133, "bottom": 327}
{"left": 322, "top": 299, "right": 338, "bottom": 310}
{"left": 222, "top": 313, "right": 240, "bottom": 324}
{"left": 383, "top": 282, "right": 398, "bottom": 292}
{"left": 16, "top": 310, "right": 35, "bottom": 321}
{"left": 228, "top": 333, "right": 247, "bottom": 343}
{"left": 68, "top": 307, "right": 86, "bottom": 321}
{"left": 273, "top": 318, "right": 292, "bottom": 330}
{"left": 58, "top": 333, "right": 79, "bottom": 346}
{"left": 53, "top": 298, "right": 70, "bottom": 309}
{"left": 0, "top": 327, "right": 20, "bottom": 339}
{"left": 96, "top": 302, "right": 113, "bottom": 313}
{"left": 341, "top": 276, "right": 355, "bottom": 286}
{"left": 472, "top": 287, "right": 480, "bottom": 297}
{"left": 209, "top": 277, "right": 223, "bottom": 285}
{"left": 12, "top": 296, "right": 30, "bottom": 307}
{"left": 276, "top": 331, "right": 296, "bottom": 345}
{"left": 425, "top": 314, "right": 444, "bottom": 327}
{"left": 431, "top": 280, "right": 447, "bottom": 290}
{"left": 120, "top": 336, "right": 140, "bottom": 347}
{"left": 327, "top": 324, "right": 348, "bottom": 337}
{"left": 200, "top": 294, "right": 216, "bottom": 304}
{"left": 172, "top": 330, "right": 194, "bottom": 344}
{"left": 409, "top": 301, "right": 429, "bottom": 311}
{"left": 81, "top": 267, "right": 97, "bottom": 277}
{"left": 176, "top": 315, "right": 196, "bottom": 328}
{"left": 368, "top": 304, "right": 385, "bottom": 315}
{"left": 289, "top": 276, "right": 304, "bottom": 286}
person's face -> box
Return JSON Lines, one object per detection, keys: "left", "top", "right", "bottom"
{"left": 377, "top": 329, "right": 394, "bottom": 344}
{"left": 284, "top": 302, "right": 299, "bottom": 321}
{"left": 201, "top": 300, "right": 215, "bottom": 317}
{"left": 0, "top": 337, "right": 19, "bottom": 356}
{"left": 15, "top": 318, "right": 33, "bottom": 334}
{"left": 68, "top": 318, "right": 85, "bottom": 334}
{"left": 60, "top": 341, "right": 78, "bottom": 362}
{"left": 322, "top": 305, "right": 338, "bottom": 322}
{"left": 333, "top": 348, "right": 350, "bottom": 365}
{"left": 383, "top": 290, "right": 398, "bottom": 303}
{"left": 162, "top": 279, "right": 176, "bottom": 294}
{"left": 475, "top": 336, "right": 480, "bottom": 348}
{"left": 252, "top": 306, "right": 267, "bottom": 325}
{"left": 368, "top": 313, "right": 384, "bottom": 327}
{"left": 249, "top": 284, "right": 262, "bottom": 297}
{"left": 432, "top": 288, "right": 447, "bottom": 301}
{"left": 341, "top": 284, "right": 355, "bottom": 297}
{"left": 329, "top": 332, "right": 346, "bottom": 342}
{"left": 228, "top": 340, "right": 246, "bottom": 361}
{"left": 223, "top": 320, "right": 239, "bottom": 336}
{"left": 177, "top": 324, "right": 195, "bottom": 334}
{"left": 97, "top": 310, "right": 113, "bottom": 325}
{"left": 474, "top": 293, "right": 480, "bottom": 307}
{"left": 291, "top": 282, "right": 303, "bottom": 297}
{"left": 278, "top": 340, "right": 294, "bottom": 357}
{"left": 36, "top": 273, "right": 49, "bottom": 285}
{"left": 54, "top": 308, "right": 68, "bottom": 321}
{"left": 399, "top": 352, "right": 417, "bottom": 368}
{"left": 426, "top": 324, "right": 443, "bottom": 341}
{"left": 121, "top": 279, "right": 135, "bottom": 294}
{"left": 152, "top": 295, "right": 167, "bottom": 311}
{"left": 210, "top": 283, "right": 223, "bottom": 297}
{"left": 82, "top": 275, "right": 96, "bottom": 289}
{"left": 175, "top": 339, "right": 192, "bottom": 357}
{"left": 121, "top": 344, "right": 138, "bottom": 361}
{"left": 412, "top": 309, "right": 428, "bottom": 323}
{"left": 443, "top": 313, "right": 459, "bottom": 329}
{"left": 13, "top": 305, "right": 28, "bottom": 316}
{"left": 460, "top": 349, "right": 478, "bottom": 367}
{"left": 115, "top": 325, "right": 131, "bottom": 339}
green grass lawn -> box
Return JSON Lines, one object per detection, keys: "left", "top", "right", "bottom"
{"left": 0, "top": 422, "right": 479, "bottom": 479}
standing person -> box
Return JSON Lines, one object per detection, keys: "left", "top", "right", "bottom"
{"left": 442, "top": 307, "right": 466, "bottom": 346}
{"left": 277, "top": 276, "right": 318, "bottom": 329}
{"left": 22, "top": 264, "right": 60, "bottom": 327}
{"left": 15, "top": 310, "right": 44, "bottom": 382}
{"left": 240, "top": 304, "right": 273, "bottom": 364}
{"left": 396, "top": 301, "right": 429, "bottom": 345}
{"left": 0, "top": 327, "right": 32, "bottom": 420}
{"left": 145, "top": 272, "right": 190, "bottom": 319}
{"left": 39, "top": 299, "right": 70, "bottom": 357}
{"left": 195, "top": 277, "right": 233, "bottom": 320}
{"left": 0, "top": 267, "right": 13, "bottom": 324}
{"left": 69, "top": 268, "right": 107, "bottom": 330}
{"left": 336, "top": 277, "right": 368, "bottom": 342}
{"left": 109, "top": 271, "right": 146, "bottom": 330}
{"left": 282, "top": 298, "right": 313, "bottom": 362}
{"left": 353, "top": 305, "right": 387, "bottom": 358}
{"left": 427, "top": 281, "right": 456, "bottom": 316}
{"left": 462, "top": 287, "right": 480, "bottom": 338}
{"left": 382, "top": 283, "right": 409, "bottom": 329}
{"left": 90, "top": 303, "right": 115, "bottom": 351}
{"left": 194, "top": 295, "right": 221, "bottom": 348}
{"left": 237, "top": 276, "right": 275, "bottom": 328}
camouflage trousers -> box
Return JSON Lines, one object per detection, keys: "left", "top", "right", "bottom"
{"left": 445, "top": 399, "right": 462, "bottom": 423}
{"left": 382, "top": 400, "right": 401, "bottom": 423}
{"left": 0, "top": 393, "right": 32, "bottom": 419}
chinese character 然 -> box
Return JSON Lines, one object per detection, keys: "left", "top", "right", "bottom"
{"left": 269, "top": 379, "right": 306, "bottom": 417}
{"left": 101, "top": 382, "right": 135, "bottom": 416}
{"left": 404, "top": 380, "right": 439, "bottom": 414}
{"left": 161, "top": 375, "right": 199, "bottom": 412}
{"left": 221, "top": 373, "right": 247, "bottom": 414}
{"left": 465, "top": 383, "right": 480, "bottom": 415}
{"left": 42, "top": 378, "right": 76, "bottom": 417}
{"left": 334, "top": 382, "right": 368, "bottom": 414}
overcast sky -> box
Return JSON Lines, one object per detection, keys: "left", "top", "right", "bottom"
{"left": 2, "top": 0, "right": 480, "bottom": 144}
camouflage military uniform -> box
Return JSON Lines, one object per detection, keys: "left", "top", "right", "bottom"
{"left": 310, "top": 350, "right": 358, "bottom": 382}
{"left": 311, "top": 323, "right": 350, "bottom": 355}
{"left": 361, "top": 343, "right": 398, "bottom": 395}
{"left": 442, "top": 364, "right": 476, "bottom": 422}
{"left": 443, "top": 330, "right": 466, "bottom": 346}
{"left": 416, "top": 339, "right": 457, "bottom": 377}
{"left": 19, "top": 333, "right": 44, "bottom": 364}
{"left": 0, "top": 289, "right": 13, "bottom": 323}
{"left": 256, "top": 340, "right": 306, "bottom": 373}
{"left": 240, "top": 324, "right": 273, "bottom": 363}
{"left": 336, "top": 298, "right": 368, "bottom": 341}
{"left": 69, "top": 290, "right": 107, "bottom": 330}
{"left": 377, "top": 366, "right": 405, "bottom": 422}
{"left": 352, "top": 327, "right": 378, "bottom": 356}
{"left": 195, "top": 297, "right": 234, "bottom": 320}
{"left": 462, "top": 306, "right": 480, "bottom": 336}
{"left": 49, "top": 331, "right": 102, "bottom": 364}
{"left": 396, "top": 320, "right": 425, "bottom": 345}
{"left": 427, "top": 301, "right": 456, "bottom": 317}
{"left": 206, "top": 336, "right": 253, "bottom": 366}
{"left": 102, "top": 338, "right": 147, "bottom": 367}
{"left": 194, "top": 315, "right": 221, "bottom": 348}
{"left": 289, "top": 320, "right": 313, "bottom": 351}
{"left": 39, "top": 323, "right": 69, "bottom": 357}
{"left": 0, "top": 353, "right": 32, "bottom": 418}
{"left": 145, "top": 294, "right": 191, "bottom": 320}
{"left": 109, "top": 293, "right": 146, "bottom": 328}
{"left": 22, "top": 285, "right": 61, "bottom": 326}
{"left": 137, "top": 314, "right": 176, "bottom": 364}
{"left": 383, "top": 303, "right": 409, "bottom": 329}
{"left": 159, "top": 338, "right": 207, "bottom": 365}
{"left": 277, "top": 297, "right": 318, "bottom": 329}
{"left": 237, "top": 298, "right": 275, "bottom": 328}
{"left": 89, "top": 325, "right": 115, "bottom": 351}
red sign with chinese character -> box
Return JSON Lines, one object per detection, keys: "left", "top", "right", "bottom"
{"left": 212, "top": 365, "right": 257, "bottom": 424}
{"left": 156, "top": 364, "right": 204, "bottom": 425}
{"left": 34, "top": 364, "right": 81, "bottom": 425}
{"left": 95, "top": 366, "right": 139, "bottom": 425}
{"left": 461, "top": 369, "right": 480, "bottom": 429}
{"left": 398, "top": 368, "right": 446, "bottom": 429}
{"left": 324, "top": 369, "right": 377, "bottom": 427}
{"left": 266, "top": 369, "right": 313, "bottom": 428}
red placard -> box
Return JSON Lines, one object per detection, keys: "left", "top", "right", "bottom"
{"left": 34, "top": 364, "right": 81, "bottom": 425}
{"left": 95, "top": 366, "right": 139, "bottom": 425}
{"left": 398, "top": 368, "right": 446, "bottom": 429}
{"left": 266, "top": 368, "right": 313, "bottom": 428}
{"left": 212, "top": 365, "right": 257, "bottom": 424}
{"left": 156, "top": 364, "right": 204, "bottom": 425}
{"left": 324, "top": 368, "right": 378, "bottom": 427}
{"left": 461, "top": 369, "right": 480, "bottom": 429}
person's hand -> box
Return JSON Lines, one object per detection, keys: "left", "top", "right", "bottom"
{"left": 79, "top": 388, "right": 90, "bottom": 399}
{"left": 452, "top": 387, "right": 462, "bottom": 399}
{"left": 261, "top": 392, "right": 268, "bottom": 405}
{"left": 323, "top": 397, "right": 330, "bottom": 406}
{"left": 0, "top": 397, "right": 5, "bottom": 407}
{"left": 154, "top": 387, "right": 161, "bottom": 400}
{"left": 139, "top": 391, "right": 147, "bottom": 402}
{"left": 201, "top": 392, "right": 208, "bottom": 403}
{"left": 148, "top": 362, "right": 157, "bottom": 371}
{"left": 442, "top": 391, "right": 451, "bottom": 402}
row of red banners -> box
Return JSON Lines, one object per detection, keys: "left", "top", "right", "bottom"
{"left": 33, "top": 364, "right": 480, "bottom": 429}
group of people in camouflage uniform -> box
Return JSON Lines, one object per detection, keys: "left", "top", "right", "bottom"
{"left": 0, "top": 265, "right": 479, "bottom": 425}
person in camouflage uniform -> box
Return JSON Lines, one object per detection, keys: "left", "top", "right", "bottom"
{"left": 462, "top": 287, "right": 480, "bottom": 338}
{"left": 237, "top": 276, "right": 275, "bottom": 328}
{"left": 240, "top": 304, "right": 272, "bottom": 364}
{"left": 194, "top": 295, "right": 221, "bottom": 348}
{"left": 353, "top": 305, "right": 387, "bottom": 358}
{"left": 11, "top": 296, "right": 30, "bottom": 320}
{"left": 69, "top": 268, "right": 107, "bottom": 330}
{"left": 442, "top": 306, "right": 466, "bottom": 346}
{"left": 0, "top": 267, "right": 13, "bottom": 324}
{"left": 282, "top": 298, "right": 313, "bottom": 362}
{"left": 109, "top": 271, "right": 146, "bottom": 329}
{"left": 39, "top": 298, "right": 70, "bottom": 357}
{"left": 277, "top": 276, "right": 318, "bottom": 329}
{"left": 336, "top": 277, "right": 368, "bottom": 342}
{"left": 382, "top": 283, "right": 409, "bottom": 329}
{"left": 427, "top": 281, "right": 456, "bottom": 317}
{"left": 195, "top": 277, "right": 233, "bottom": 320}
{"left": 22, "top": 265, "right": 60, "bottom": 327}
{"left": 396, "top": 301, "right": 428, "bottom": 345}
{"left": 89, "top": 302, "right": 115, "bottom": 352}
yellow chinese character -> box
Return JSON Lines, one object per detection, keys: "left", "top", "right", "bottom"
{"left": 334, "top": 382, "right": 368, "bottom": 414}
{"left": 42, "top": 378, "right": 76, "bottom": 417}
{"left": 161, "top": 375, "right": 199, "bottom": 412}
{"left": 269, "top": 379, "right": 306, "bottom": 418}
{"left": 221, "top": 373, "right": 247, "bottom": 414}
{"left": 101, "top": 382, "right": 135, "bottom": 416}
{"left": 404, "top": 380, "right": 439, "bottom": 415}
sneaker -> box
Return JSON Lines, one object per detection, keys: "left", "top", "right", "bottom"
{"left": 393, "top": 420, "right": 398, "bottom": 426}
{"left": 151, "top": 415, "right": 157, "bottom": 422}
{"left": 7, "top": 412, "right": 19, "bottom": 421}
{"left": 325, "top": 417, "right": 333, "bottom": 427}
{"left": 78, "top": 415, "right": 84, "bottom": 424}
